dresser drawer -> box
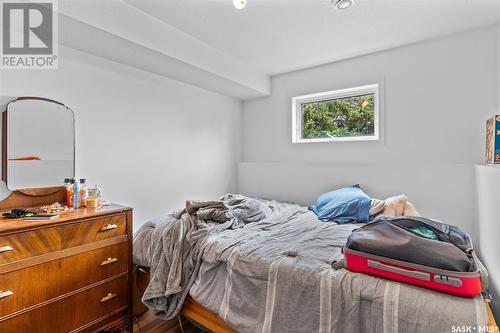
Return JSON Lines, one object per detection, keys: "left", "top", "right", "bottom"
{"left": 0, "top": 214, "right": 127, "bottom": 265}
{"left": 0, "top": 228, "right": 60, "bottom": 265}
{"left": 0, "top": 276, "right": 128, "bottom": 333}
{"left": 0, "top": 242, "right": 128, "bottom": 318}
{"left": 61, "top": 214, "right": 127, "bottom": 248}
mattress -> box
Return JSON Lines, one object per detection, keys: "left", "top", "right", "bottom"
{"left": 133, "top": 199, "right": 488, "bottom": 333}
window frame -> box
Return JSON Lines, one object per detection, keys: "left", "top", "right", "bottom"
{"left": 291, "top": 83, "right": 380, "bottom": 143}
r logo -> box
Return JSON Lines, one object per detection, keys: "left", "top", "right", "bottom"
{"left": 2, "top": 2, "right": 53, "bottom": 54}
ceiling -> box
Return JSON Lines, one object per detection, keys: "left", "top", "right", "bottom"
{"left": 58, "top": 0, "right": 500, "bottom": 99}
{"left": 125, "top": 0, "right": 500, "bottom": 75}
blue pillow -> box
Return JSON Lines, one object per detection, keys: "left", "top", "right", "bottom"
{"left": 308, "top": 185, "right": 371, "bottom": 224}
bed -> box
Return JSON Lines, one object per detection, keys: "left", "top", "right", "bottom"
{"left": 133, "top": 197, "right": 496, "bottom": 333}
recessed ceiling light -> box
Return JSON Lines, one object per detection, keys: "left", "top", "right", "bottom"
{"left": 233, "top": 0, "right": 247, "bottom": 10}
{"left": 334, "top": 0, "right": 354, "bottom": 10}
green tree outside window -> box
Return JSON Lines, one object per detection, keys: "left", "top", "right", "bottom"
{"left": 302, "top": 94, "right": 375, "bottom": 139}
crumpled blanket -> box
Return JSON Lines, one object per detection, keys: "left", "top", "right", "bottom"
{"left": 188, "top": 193, "right": 271, "bottom": 228}
{"left": 369, "top": 194, "right": 420, "bottom": 217}
{"left": 141, "top": 194, "right": 269, "bottom": 320}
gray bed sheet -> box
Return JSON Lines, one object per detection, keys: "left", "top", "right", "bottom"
{"left": 133, "top": 200, "right": 487, "bottom": 333}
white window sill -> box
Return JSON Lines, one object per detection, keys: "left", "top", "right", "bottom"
{"left": 292, "top": 136, "right": 379, "bottom": 144}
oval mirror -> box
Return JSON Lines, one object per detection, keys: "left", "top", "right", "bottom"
{"left": 2, "top": 97, "right": 75, "bottom": 191}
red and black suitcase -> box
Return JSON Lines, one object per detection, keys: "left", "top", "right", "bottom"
{"left": 343, "top": 216, "right": 487, "bottom": 298}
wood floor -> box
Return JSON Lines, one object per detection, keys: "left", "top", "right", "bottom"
{"left": 131, "top": 310, "right": 203, "bottom": 333}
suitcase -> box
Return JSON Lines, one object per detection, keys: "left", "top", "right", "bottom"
{"left": 343, "top": 216, "right": 487, "bottom": 297}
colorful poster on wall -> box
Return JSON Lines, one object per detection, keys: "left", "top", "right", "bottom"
{"left": 486, "top": 115, "right": 500, "bottom": 164}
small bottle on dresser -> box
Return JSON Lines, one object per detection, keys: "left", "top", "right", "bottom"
{"left": 79, "top": 179, "right": 88, "bottom": 207}
{"left": 66, "top": 178, "right": 75, "bottom": 208}
{"left": 86, "top": 184, "right": 102, "bottom": 208}
{"left": 64, "top": 178, "right": 71, "bottom": 205}
{"left": 73, "top": 178, "right": 80, "bottom": 209}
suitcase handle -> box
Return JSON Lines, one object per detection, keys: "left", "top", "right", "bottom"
{"left": 368, "top": 259, "right": 431, "bottom": 281}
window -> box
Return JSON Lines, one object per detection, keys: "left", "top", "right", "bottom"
{"left": 292, "top": 84, "right": 380, "bottom": 143}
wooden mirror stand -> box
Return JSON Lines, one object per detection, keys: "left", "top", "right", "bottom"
{"left": 0, "top": 186, "right": 66, "bottom": 210}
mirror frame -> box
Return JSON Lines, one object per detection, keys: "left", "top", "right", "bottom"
{"left": 2, "top": 96, "right": 76, "bottom": 191}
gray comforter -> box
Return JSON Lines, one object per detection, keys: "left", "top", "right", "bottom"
{"left": 134, "top": 197, "right": 488, "bottom": 333}
{"left": 138, "top": 194, "right": 270, "bottom": 318}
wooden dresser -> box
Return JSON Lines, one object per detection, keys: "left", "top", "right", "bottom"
{"left": 0, "top": 190, "right": 133, "bottom": 333}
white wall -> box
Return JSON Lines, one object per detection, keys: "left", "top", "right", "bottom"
{"left": 243, "top": 26, "right": 496, "bottom": 164}
{"left": 238, "top": 162, "right": 475, "bottom": 235}
{"left": 0, "top": 46, "right": 242, "bottom": 231}
{"left": 240, "top": 26, "right": 498, "bottom": 242}
{"left": 475, "top": 165, "right": 500, "bottom": 317}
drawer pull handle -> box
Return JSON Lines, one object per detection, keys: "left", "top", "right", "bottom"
{"left": 0, "top": 290, "right": 14, "bottom": 299}
{"left": 100, "top": 257, "right": 118, "bottom": 266}
{"left": 100, "top": 293, "right": 117, "bottom": 303}
{"left": 0, "top": 245, "right": 13, "bottom": 253}
{"left": 99, "top": 224, "right": 118, "bottom": 231}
